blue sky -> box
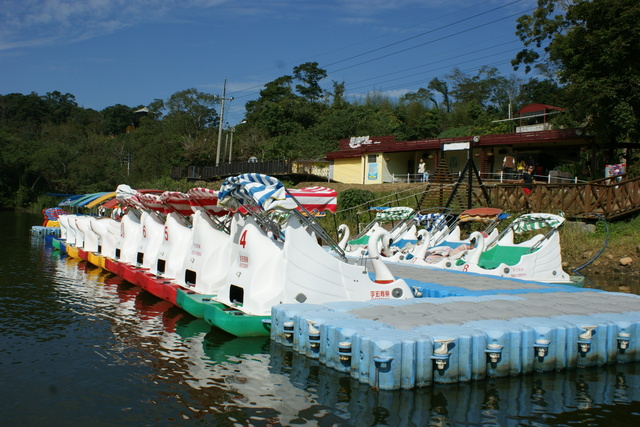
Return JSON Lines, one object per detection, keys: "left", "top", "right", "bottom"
{"left": 1, "top": 0, "right": 538, "bottom": 125}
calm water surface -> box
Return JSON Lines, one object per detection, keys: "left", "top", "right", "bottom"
{"left": 2, "top": 212, "right": 639, "bottom": 426}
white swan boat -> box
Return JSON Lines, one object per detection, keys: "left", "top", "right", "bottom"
{"left": 402, "top": 213, "right": 575, "bottom": 284}
{"left": 203, "top": 173, "right": 415, "bottom": 336}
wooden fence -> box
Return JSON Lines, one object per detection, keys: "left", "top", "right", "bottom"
{"left": 486, "top": 174, "right": 640, "bottom": 220}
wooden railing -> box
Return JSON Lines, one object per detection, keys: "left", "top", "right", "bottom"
{"left": 485, "top": 174, "right": 640, "bottom": 220}
{"left": 172, "top": 160, "right": 292, "bottom": 180}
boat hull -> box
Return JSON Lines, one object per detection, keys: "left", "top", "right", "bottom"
{"left": 203, "top": 302, "right": 270, "bottom": 337}
{"left": 176, "top": 289, "right": 217, "bottom": 319}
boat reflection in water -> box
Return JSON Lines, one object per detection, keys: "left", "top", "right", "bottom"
{"left": 34, "top": 235, "right": 640, "bottom": 425}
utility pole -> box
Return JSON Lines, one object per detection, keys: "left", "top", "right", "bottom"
{"left": 216, "top": 79, "right": 233, "bottom": 167}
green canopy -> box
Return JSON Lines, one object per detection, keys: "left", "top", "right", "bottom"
{"left": 511, "top": 213, "right": 565, "bottom": 234}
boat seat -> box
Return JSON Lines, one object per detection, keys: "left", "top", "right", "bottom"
{"left": 475, "top": 245, "right": 539, "bottom": 269}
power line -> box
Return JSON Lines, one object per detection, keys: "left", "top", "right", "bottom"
{"left": 226, "top": 3, "right": 534, "bottom": 109}
{"left": 327, "top": 5, "right": 535, "bottom": 75}
{"left": 323, "top": 0, "right": 525, "bottom": 69}
{"left": 347, "top": 40, "right": 520, "bottom": 88}
{"left": 225, "top": 1, "right": 493, "bottom": 100}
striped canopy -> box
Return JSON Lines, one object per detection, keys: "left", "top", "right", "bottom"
{"left": 115, "top": 185, "right": 163, "bottom": 211}
{"left": 59, "top": 192, "right": 111, "bottom": 207}
{"left": 370, "top": 206, "right": 415, "bottom": 222}
{"left": 161, "top": 191, "right": 195, "bottom": 217}
{"left": 218, "top": 174, "right": 296, "bottom": 212}
{"left": 414, "top": 212, "right": 449, "bottom": 231}
{"left": 287, "top": 186, "right": 337, "bottom": 214}
{"left": 84, "top": 192, "right": 116, "bottom": 209}
{"left": 187, "top": 187, "right": 229, "bottom": 216}
{"left": 511, "top": 213, "right": 565, "bottom": 234}
{"left": 137, "top": 193, "right": 165, "bottom": 212}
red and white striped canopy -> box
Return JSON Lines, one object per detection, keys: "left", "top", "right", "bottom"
{"left": 187, "top": 187, "right": 229, "bottom": 216}
{"left": 287, "top": 186, "right": 337, "bottom": 214}
{"left": 160, "top": 191, "right": 194, "bottom": 217}
{"left": 137, "top": 193, "right": 165, "bottom": 213}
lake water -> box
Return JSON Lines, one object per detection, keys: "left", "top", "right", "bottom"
{"left": 2, "top": 212, "right": 639, "bottom": 426}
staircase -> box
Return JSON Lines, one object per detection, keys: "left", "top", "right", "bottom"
{"left": 417, "top": 156, "right": 491, "bottom": 213}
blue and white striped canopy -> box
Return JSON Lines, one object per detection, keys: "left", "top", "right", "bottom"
{"left": 414, "top": 212, "right": 449, "bottom": 231}
{"left": 218, "top": 173, "right": 296, "bottom": 211}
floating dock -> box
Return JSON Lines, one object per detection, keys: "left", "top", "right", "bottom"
{"left": 270, "top": 263, "right": 640, "bottom": 390}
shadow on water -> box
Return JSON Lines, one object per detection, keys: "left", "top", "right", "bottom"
{"left": 582, "top": 272, "right": 640, "bottom": 295}
{"left": 2, "top": 212, "right": 639, "bottom": 426}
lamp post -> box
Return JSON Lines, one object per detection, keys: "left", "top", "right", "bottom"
{"left": 216, "top": 79, "right": 234, "bottom": 167}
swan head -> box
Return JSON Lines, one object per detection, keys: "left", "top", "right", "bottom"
{"left": 337, "top": 224, "right": 350, "bottom": 249}
{"left": 369, "top": 228, "right": 393, "bottom": 258}
{"left": 463, "top": 231, "right": 485, "bottom": 264}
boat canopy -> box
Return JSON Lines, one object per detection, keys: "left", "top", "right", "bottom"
{"left": 187, "top": 187, "right": 229, "bottom": 217}
{"left": 59, "top": 192, "right": 110, "bottom": 207}
{"left": 414, "top": 212, "right": 449, "bottom": 231}
{"left": 84, "top": 192, "right": 116, "bottom": 209}
{"left": 457, "top": 207, "right": 505, "bottom": 223}
{"left": 99, "top": 198, "right": 120, "bottom": 210}
{"left": 219, "top": 173, "right": 296, "bottom": 212}
{"left": 218, "top": 174, "right": 337, "bottom": 215}
{"left": 161, "top": 191, "right": 196, "bottom": 217}
{"left": 369, "top": 206, "right": 415, "bottom": 222}
{"left": 58, "top": 194, "right": 85, "bottom": 206}
{"left": 511, "top": 213, "right": 565, "bottom": 234}
{"left": 287, "top": 186, "right": 337, "bottom": 215}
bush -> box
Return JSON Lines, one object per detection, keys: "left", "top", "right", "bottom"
{"left": 338, "top": 188, "right": 375, "bottom": 214}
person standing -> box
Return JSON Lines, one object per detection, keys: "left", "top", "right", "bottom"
{"left": 418, "top": 158, "right": 428, "bottom": 182}
{"left": 520, "top": 164, "right": 537, "bottom": 195}
{"left": 502, "top": 154, "right": 516, "bottom": 179}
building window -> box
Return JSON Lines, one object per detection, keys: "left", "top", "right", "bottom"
{"left": 368, "top": 155, "right": 377, "bottom": 163}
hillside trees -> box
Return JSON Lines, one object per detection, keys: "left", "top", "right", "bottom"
{"left": 0, "top": 52, "right": 582, "bottom": 208}
{"left": 513, "top": 0, "right": 640, "bottom": 149}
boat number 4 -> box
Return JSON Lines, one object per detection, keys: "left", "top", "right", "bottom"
{"left": 239, "top": 230, "right": 248, "bottom": 248}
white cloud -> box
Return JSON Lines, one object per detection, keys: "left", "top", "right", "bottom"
{"left": 0, "top": 0, "right": 525, "bottom": 52}
{"left": 0, "top": 0, "right": 187, "bottom": 50}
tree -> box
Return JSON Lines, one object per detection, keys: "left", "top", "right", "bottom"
{"left": 428, "top": 78, "right": 451, "bottom": 112}
{"left": 163, "top": 89, "right": 220, "bottom": 164}
{"left": 516, "top": 78, "right": 564, "bottom": 108}
{"left": 42, "top": 91, "right": 78, "bottom": 124}
{"left": 293, "top": 62, "right": 328, "bottom": 102}
{"left": 101, "top": 104, "right": 136, "bottom": 136}
{"left": 513, "top": 0, "right": 640, "bottom": 148}
{"left": 397, "top": 89, "right": 441, "bottom": 140}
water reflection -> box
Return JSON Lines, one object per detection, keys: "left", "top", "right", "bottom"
{"left": 10, "top": 229, "right": 640, "bottom": 425}
{"left": 581, "top": 272, "right": 640, "bottom": 294}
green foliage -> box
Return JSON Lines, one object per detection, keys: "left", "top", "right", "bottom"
{"left": 137, "top": 177, "right": 192, "bottom": 193}
{"left": 513, "top": 0, "right": 640, "bottom": 146}
{"left": 338, "top": 188, "right": 375, "bottom": 214}
{"left": 15, "top": 185, "right": 36, "bottom": 208}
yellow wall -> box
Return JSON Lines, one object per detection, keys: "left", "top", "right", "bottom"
{"left": 333, "top": 158, "right": 363, "bottom": 184}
